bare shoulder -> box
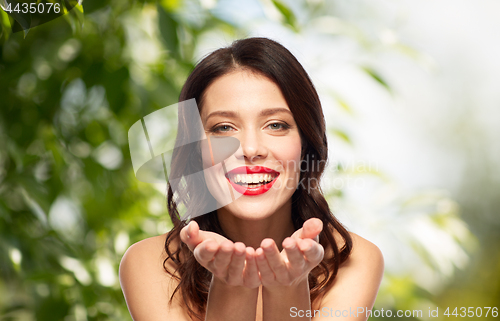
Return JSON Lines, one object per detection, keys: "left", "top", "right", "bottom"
{"left": 328, "top": 228, "right": 384, "bottom": 273}
{"left": 119, "top": 233, "right": 174, "bottom": 279}
{"left": 119, "top": 232, "right": 191, "bottom": 321}
{"left": 317, "top": 231, "right": 384, "bottom": 319}
{"left": 347, "top": 232, "right": 384, "bottom": 272}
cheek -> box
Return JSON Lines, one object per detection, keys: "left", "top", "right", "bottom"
{"left": 201, "top": 141, "right": 213, "bottom": 168}
{"left": 272, "top": 136, "right": 302, "bottom": 172}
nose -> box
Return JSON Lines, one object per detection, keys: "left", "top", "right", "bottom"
{"left": 234, "top": 129, "right": 268, "bottom": 164}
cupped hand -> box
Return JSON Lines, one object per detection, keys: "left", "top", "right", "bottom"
{"left": 180, "top": 221, "right": 261, "bottom": 288}
{"left": 254, "top": 218, "right": 325, "bottom": 289}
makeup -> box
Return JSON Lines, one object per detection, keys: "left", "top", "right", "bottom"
{"left": 225, "top": 166, "right": 280, "bottom": 196}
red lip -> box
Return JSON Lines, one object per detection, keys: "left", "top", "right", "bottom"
{"left": 225, "top": 166, "right": 280, "bottom": 196}
{"left": 226, "top": 166, "right": 278, "bottom": 175}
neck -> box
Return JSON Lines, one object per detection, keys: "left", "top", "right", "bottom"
{"left": 216, "top": 201, "right": 296, "bottom": 250}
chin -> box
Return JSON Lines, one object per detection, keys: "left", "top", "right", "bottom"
{"left": 223, "top": 199, "right": 277, "bottom": 221}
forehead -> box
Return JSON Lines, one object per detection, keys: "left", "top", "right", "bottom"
{"left": 200, "top": 69, "right": 290, "bottom": 119}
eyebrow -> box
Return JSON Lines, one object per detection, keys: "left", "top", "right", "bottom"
{"left": 205, "top": 107, "right": 293, "bottom": 122}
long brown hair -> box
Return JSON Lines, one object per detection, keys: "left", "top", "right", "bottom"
{"left": 164, "top": 37, "right": 352, "bottom": 320}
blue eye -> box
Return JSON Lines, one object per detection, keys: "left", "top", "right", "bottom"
{"left": 209, "top": 122, "right": 290, "bottom": 134}
{"left": 268, "top": 122, "right": 290, "bottom": 130}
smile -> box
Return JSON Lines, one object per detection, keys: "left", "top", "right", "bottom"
{"left": 225, "top": 166, "right": 280, "bottom": 196}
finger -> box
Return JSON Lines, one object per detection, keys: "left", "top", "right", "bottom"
{"left": 179, "top": 223, "right": 190, "bottom": 247}
{"left": 213, "top": 240, "right": 234, "bottom": 271}
{"left": 297, "top": 238, "right": 324, "bottom": 265}
{"left": 180, "top": 221, "right": 202, "bottom": 252}
{"left": 300, "top": 218, "right": 323, "bottom": 240}
{"left": 227, "top": 242, "right": 246, "bottom": 285}
{"left": 255, "top": 247, "right": 275, "bottom": 285}
{"left": 261, "top": 238, "right": 288, "bottom": 283}
{"left": 193, "top": 239, "right": 219, "bottom": 266}
{"left": 290, "top": 227, "right": 303, "bottom": 240}
{"left": 243, "top": 247, "right": 260, "bottom": 288}
{"left": 282, "top": 237, "right": 306, "bottom": 271}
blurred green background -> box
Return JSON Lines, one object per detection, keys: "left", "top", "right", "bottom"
{"left": 1, "top": 0, "right": 499, "bottom": 320}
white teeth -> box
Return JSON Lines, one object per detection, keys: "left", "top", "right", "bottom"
{"left": 230, "top": 173, "right": 277, "bottom": 184}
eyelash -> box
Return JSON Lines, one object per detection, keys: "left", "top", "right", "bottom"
{"left": 209, "top": 122, "right": 291, "bottom": 134}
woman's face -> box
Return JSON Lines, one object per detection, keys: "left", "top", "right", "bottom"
{"left": 200, "top": 69, "right": 302, "bottom": 220}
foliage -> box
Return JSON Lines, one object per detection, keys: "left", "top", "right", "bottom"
{"left": 0, "top": 0, "right": 494, "bottom": 320}
{"left": 0, "top": 0, "right": 238, "bottom": 319}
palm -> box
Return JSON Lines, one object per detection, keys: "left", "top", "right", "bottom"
{"left": 254, "top": 218, "right": 324, "bottom": 288}
{"left": 180, "top": 221, "right": 261, "bottom": 288}
{"left": 180, "top": 218, "right": 324, "bottom": 289}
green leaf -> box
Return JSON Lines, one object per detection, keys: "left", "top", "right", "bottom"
{"left": 329, "top": 91, "right": 354, "bottom": 115}
{"left": 5, "top": 6, "right": 31, "bottom": 33}
{"left": 329, "top": 128, "right": 351, "bottom": 144}
{"left": 71, "top": 2, "right": 85, "bottom": 29}
{"left": 0, "top": 7, "right": 12, "bottom": 41}
{"left": 271, "top": 0, "right": 298, "bottom": 32}
{"left": 361, "top": 66, "right": 391, "bottom": 92}
{"left": 63, "top": 1, "right": 85, "bottom": 34}
{"left": 160, "top": 0, "right": 181, "bottom": 11}
{"left": 157, "top": 4, "right": 179, "bottom": 59}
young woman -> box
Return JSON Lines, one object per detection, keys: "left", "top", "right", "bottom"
{"left": 119, "top": 37, "right": 384, "bottom": 321}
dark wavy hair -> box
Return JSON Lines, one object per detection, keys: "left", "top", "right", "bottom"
{"left": 164, "top": 37, "right": 352, "bottom": 320}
